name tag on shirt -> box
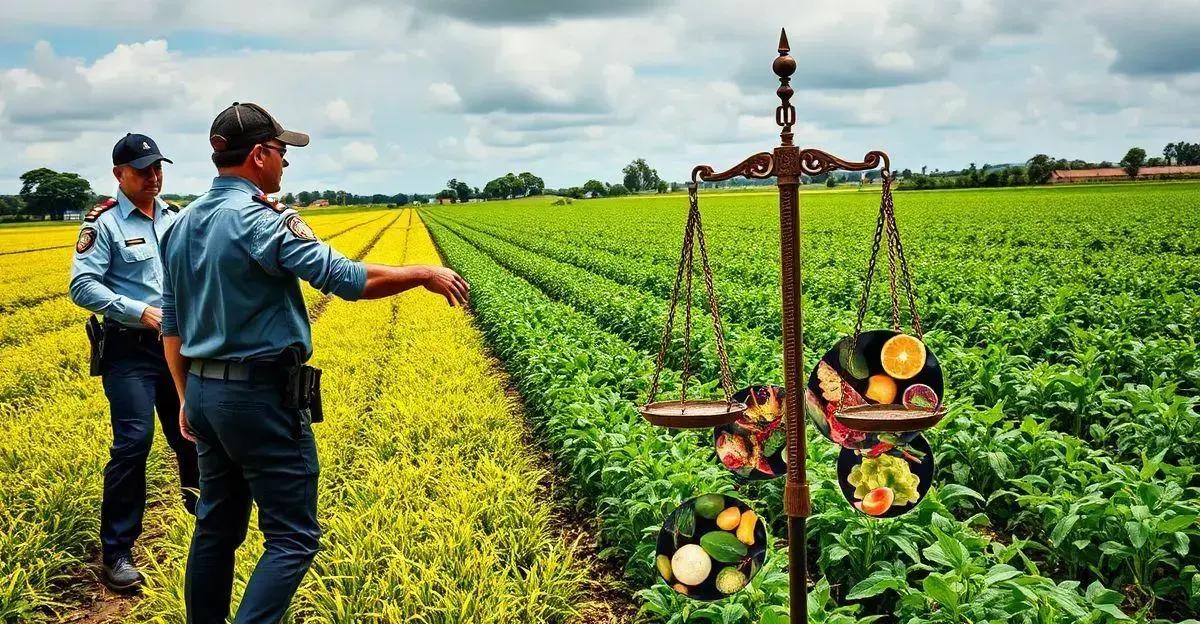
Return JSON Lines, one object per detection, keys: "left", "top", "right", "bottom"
{"left": 125, "top": 237, "right": 146, "bottom": 246}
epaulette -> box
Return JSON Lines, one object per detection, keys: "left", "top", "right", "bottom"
{"left": 251, "top": 194, "right": 289, "bottom": 214}
{"left": 165, "top": 200, "right": 181, "bottom": 213}
{"left": 84, "top": 198, "right": 118, "bottom": 222}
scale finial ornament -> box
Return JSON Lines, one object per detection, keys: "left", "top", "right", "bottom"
{"left": 773, "top": 28, "right": 797, "bottom": 146}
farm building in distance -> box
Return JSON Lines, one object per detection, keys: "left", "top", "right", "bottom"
{"left": 1050, "top": 165, "right": 1200, "bottom": 183}
{"left": 308, "top": 199, "right": 330, "bottom": 207}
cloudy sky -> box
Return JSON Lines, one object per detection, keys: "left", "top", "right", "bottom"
{"left": 1, "top": 0, "right": 1197, "bottom": 196}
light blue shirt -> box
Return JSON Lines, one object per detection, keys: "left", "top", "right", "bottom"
{"left": 159, "top": 175, "right": 367, "bottom": 362}
{"left": 69, "top": 190, "right": 178, "bottom": 327}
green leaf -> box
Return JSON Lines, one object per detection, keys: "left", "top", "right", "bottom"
{"left": 846, "top": 568, "right": 906, "bottom": 600}
{"left": 1050, "top": 515, "right": 1079, "bottom": 547}
{"left": 983, "top": 564, "right": 1023, "bottom": 587}
{"left": 1125, "top": 521, "right": 1150, "bottom": 550}
{"left": 923, "top": 574, "right": 960, "bottom": 610}
{"left": 1160, "top": 514, "right": 1197, "bottom": 533}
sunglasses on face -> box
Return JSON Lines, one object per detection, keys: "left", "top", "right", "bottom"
{"left": 260, "top": 144, "right": 287, "bottom": 158}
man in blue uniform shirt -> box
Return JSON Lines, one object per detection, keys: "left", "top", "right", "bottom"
{"left": 69, "top": 133, "right": 199, "bottom": 592}
{"left": 160, "top": 102, "right": 469, "bottom": 623}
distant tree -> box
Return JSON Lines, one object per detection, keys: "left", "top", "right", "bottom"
{"left": 901, "top": 168, "right": 913, "bottom": 178}
{"left": 0, "top": 195, "right": 24, "bottom": 216}
{"left": 656, "top": 180, "right": 669, "bottom": 193}
{"left": 1147, "top": 157, "right": 1166, "bottom": 167}
{"left": 1008, "top": 167, "right": 1026, "bottom": 186}
{"left": 1171, "top": 141, "right": 1200, "bottom": 165}
{"left": 621, "top": 158, "right": 661, "bottom": 192}
{"left": 446, "top": 178, "right": 472, "bottom": 203}
{"left": 582, "top": 179, "right": 606, "bottom": 197}
{"left": 282, "top": 192, "right": 296, "bottom": 205}
{"left": 563, "top": 187, "right": 585, "bottom": 199}
{"left": 518, "top": 172, "right": 545, "bottom": 196}
{"left": 1097, "top": 161, "right": 1114, "bottom": 168}
{"left": 297, "top": 191, "right": 312, "bottom": 205}
{"left": 1120, "top": 147, "right": 1146, "bottom": 179}
{"left": 607, "top": 184, "right": 630, "bottom": 197}
{"left": 19, "top": 168, "right": 93, "bottom": 220}
{"left": 825, "top": 176, "right": 837, "bottom": 188}
{"left": 435, "top": 189, "right": 456, "bottom": 202}
{"left": 1025, "top": 154, "right": 1055, "bottom": 185}
{"left": 669, "top": 182, "right": 679, "bottom": 192}
{"left": 391, "top": 193, "right": 410, "bottom": 205}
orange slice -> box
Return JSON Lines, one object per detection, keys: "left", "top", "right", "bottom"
{"left": 880, "top": 334, "right": 926, "bottom": 379}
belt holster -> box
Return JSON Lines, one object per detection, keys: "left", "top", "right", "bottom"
{"left": 281, "top": 348, "right": 324, "bottom": 424}
{"left": 85, "top": 315, "right": 107, "bottom": 376}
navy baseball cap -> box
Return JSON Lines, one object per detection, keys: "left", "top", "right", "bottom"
{"left": 112, "top": 133, "right": 172, "bottom": 169}
{"left": 209, "top": 102, "right": 309, "bottom": 154}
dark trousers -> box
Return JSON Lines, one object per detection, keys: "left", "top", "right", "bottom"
{"left": 100, "top": 342, "right": 199, "bottom": 563}
{"left": 183, "top": 372, "right": 320, "bottom": 624}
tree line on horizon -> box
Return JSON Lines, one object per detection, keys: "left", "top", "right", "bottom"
{"left": 4, "top": 141, "right": 1199, "bottom": 220}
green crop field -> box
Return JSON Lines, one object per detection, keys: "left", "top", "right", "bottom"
{"left": 424, "top": 181, "right": 1200, "bottom": 624}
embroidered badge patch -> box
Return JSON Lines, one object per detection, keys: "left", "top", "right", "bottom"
{"left": 286, "top": 215, "right": 317, "bottom": 241}
{"left": 76, "top": 227, "right": 98, "bottom": 254}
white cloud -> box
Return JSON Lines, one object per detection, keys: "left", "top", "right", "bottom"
{"left": 341, "top": 141, "right": 379, "bottom": 165}
{"left": 322, "top": 98, "right": 371, "bottom": 137}
{"left": 426, "top": 82, "right": 462, "bottom": 110}
{"left": 0, "top": 0, "right": 1196, "bottom": 194}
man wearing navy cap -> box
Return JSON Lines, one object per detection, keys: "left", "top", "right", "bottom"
{"left": 69, "top": 133, "right": 199, "bottom": 591}
{"left": 160, "top": 103, "right": 469, "bottom": 622}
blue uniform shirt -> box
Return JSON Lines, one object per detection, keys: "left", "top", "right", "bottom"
{"left": 159, "top": 175, "right": 367, "bottom": 362}
{"left": 69, "top": 190, "right": 178, "bottom": 327}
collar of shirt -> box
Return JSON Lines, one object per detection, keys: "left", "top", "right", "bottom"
{"left": 210, "top": 175, "right": 263, "bottom": 197}
{"left": 115, "top": 189, "right": 169, "bottom": 222}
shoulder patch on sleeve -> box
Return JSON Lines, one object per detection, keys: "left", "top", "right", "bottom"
{"left": 76, "top": 227, "right": 98, "bottom": 254}
{"left": 84, "top": 198, "right": 118, "bottom": 222}
{"left": 251, "top": 194, "right": 288, "bottom": 214}
{"left": 285, "top": 214, "right": 318, "bottom": 241}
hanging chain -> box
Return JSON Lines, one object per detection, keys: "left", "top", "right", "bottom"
{"left": 850, "top": 171, "right": 926, "bottom": 352}
{"left": 693, "top": 202, "right": 737, "bottom": 402}
{"left": 645, "top": 183, "right": 738, "bottom": 406}
{"left": 681, "top": 223, "right": 695, "bottom": 403}
{"left": 881, "top": 178, "right": 924, "bottom": 338}
{"left": 883, "top": 176, "right": 902, "bottom": 332}
{"left": 850, "top": 188, "right": 888, "bottom": 352}
{"left": 646, "top": 203, "right": 697, "bottom": 404}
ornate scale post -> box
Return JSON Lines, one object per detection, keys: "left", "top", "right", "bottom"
{"left": 688, "top": 29, "right": 891, "bottom": 624}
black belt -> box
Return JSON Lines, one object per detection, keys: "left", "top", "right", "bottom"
{"left": 103, "top": 321, "right": 161, "bottom": 346}
{"left": 189, "top": 359, "right": 285, "bottom": 382}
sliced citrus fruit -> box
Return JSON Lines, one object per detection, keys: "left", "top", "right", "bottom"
{"left": 880, "top": 334, "right": 926, "bottom": 379}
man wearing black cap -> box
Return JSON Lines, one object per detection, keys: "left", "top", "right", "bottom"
{"left": 69, "top": 133, "right": 200, "bottom": 592}
{"left": 158, "top": 103, "right": 468, "bottom": 622}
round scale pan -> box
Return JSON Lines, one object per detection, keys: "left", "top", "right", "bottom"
{"left": 640, "top": 400, "right": 746, "bottom": 429}
{"left": 836, "top": 404, "right": 946, "bottom": 433}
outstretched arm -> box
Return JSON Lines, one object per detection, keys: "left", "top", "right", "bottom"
{"left": 361, "top": 264, "right": 470, "bottom": 306}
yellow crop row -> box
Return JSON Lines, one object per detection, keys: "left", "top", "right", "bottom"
{"left": 130, "top": 212, "right": 587, "bottom": 623}
{"left": 0, "top": 210, "right": 400, "bottom": 621}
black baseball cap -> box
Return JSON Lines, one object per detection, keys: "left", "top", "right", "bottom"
{"left": 209, "top": 102, "right": 310, "bottom": 154}
{"left": 113, "top": 133, "right": 172, "bottom": 169}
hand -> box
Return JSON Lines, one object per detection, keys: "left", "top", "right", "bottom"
{"left": 179, "top": 403, "right": 197, "bottom": 443}
{"left": 422, "top": 266, "right": 471, "bottom": 307}
{"left": 141, "top": 306, "right": 163, "bottom": 331}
